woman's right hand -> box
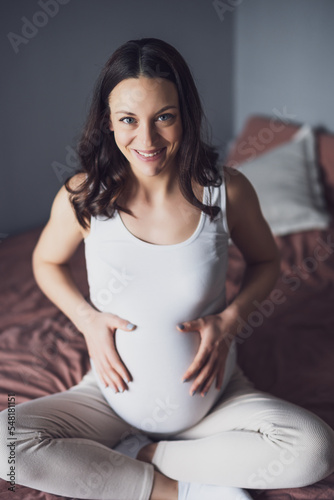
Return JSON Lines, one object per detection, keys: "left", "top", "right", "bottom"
{"left": 80, "top": 310, "right": 136, "bottom": 393}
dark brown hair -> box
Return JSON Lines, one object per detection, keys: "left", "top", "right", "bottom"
{"left": 65, "top": 37, "right": 223, "bottom": 229}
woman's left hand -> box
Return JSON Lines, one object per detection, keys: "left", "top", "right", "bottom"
{"left": 176, "top": 313, "right": 232, "bottom": 397}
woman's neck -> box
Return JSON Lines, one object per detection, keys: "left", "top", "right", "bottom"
{"left": 124, "top": 163, "right": 180, "bottom": 208}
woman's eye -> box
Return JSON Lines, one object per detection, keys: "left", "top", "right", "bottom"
{"left": 157, "top": 113, "right": 173, "bottom": 122}
{"left": 120, "top": 117, "right": 135, "bottom": 124}
{"left": 119, "top": 114, "right": 174, "bottom": 125}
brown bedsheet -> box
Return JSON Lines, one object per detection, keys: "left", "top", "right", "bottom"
{"left": 1, "top": 115, "right": 334, "bottom": 498}
{"left": 1, "top": 226, "right": 334, "bottom": 499}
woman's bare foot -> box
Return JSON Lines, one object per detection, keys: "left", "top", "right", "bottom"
{"left": 138, "top": 443, "right": 178, "bottom": 499}
{"left": 137, "top": 442, "right": 158, "bottom": 463}
{"left": 150, "top": 471, "right": 178, "bottom": 500}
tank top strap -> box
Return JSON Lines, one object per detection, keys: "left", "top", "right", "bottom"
{"left": 219, "top": 168, "right": 230, "bottom": 235}
{"left": 86, "top": 172, "right": 230, "bottom": 242}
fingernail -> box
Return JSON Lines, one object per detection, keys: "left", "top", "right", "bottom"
{"left": 177, "top": 323, "right": 185, "bottom": 330}
{"left": 182, "top": 378, "right": 188, "bottom": 383}
{"left": 118, "top": 386, "right": 124, "bottom": 393}
{"left": 191, "top": 390, "right": 196, "bottom": 396}
{"left": 126, "top": 323, "right": 135, "bottom": 330}
{"left": 124, "top": 378, "right": 130, "bottom": 384}
{"left": 203, "top": 391, "right": 208, "bottom": 397}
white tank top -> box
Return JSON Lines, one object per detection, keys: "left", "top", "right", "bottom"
{"left": 84, "top": 173, "right": 237, "bottom": 436}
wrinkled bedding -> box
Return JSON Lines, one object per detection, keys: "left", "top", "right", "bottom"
{"left": 1, "top": 115, "right": 334, "bottom": 499}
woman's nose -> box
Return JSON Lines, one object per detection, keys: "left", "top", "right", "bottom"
{"left": 137, "top": 122, "right": 157, "bottom": 146}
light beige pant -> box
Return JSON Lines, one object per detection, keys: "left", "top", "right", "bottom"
{"left": 1, "top": 363, "right": 334, "bottom": 500}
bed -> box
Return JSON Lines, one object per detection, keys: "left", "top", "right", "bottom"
{"left": 1, "top": 114, "right": 333, "bottom": 499}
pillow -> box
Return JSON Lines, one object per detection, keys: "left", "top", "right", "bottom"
{"left": 236, "top": 125, "right": 331, "bottom": 236}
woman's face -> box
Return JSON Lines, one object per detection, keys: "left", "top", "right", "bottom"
{"left": 108, "top": 76, "right": 183, "bottom": 179}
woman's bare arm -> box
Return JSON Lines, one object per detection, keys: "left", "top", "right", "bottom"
{"left": 32, "top": 174, "right": 95, "bottom": 331}
{"left": 221, "top": 166, "right": 281, "bottom": 331}
{"left": 32, "top": 174, "right": 134, "bottom": 391}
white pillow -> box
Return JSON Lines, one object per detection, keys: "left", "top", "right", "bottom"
{"left": 237, "top": 125, "right": 331, "bottom": 236}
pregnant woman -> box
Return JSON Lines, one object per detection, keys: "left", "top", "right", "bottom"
{"left": 1, "top": 38, "right": 334, "bottom": 500}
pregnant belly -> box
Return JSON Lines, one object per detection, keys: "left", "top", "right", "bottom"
{"left": 91, "top": 324, "right": 237, "bottom": 436}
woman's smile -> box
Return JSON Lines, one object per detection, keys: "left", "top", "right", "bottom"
{"left": 108, "top": 76, "right": 183, "bottom": 177}
{"left": 132, "top": 147, "right": 166, "bottom": 161}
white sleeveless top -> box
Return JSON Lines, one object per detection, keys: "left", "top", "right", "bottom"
{"left": 84, "top": 174, "right": 237, "bottom": 436}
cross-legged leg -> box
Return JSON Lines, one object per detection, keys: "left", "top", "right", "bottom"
{"left": 151, "top": 364, "right": 334, "bottom": 490}
{"left": 0, "top": 369, "right": 155, "bottom": 500}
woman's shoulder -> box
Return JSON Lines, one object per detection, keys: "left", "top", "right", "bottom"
{"left": 222, "top": 165, "right": 262, "bottom": 233}
{"left": 67, "top": 172, "right": 88, "bottom": 190}
{"left": 223, "top": 165, "right": 257, "bottom": 200}
{"left": 53, "top": 173, "right": 91, "bottom": 239}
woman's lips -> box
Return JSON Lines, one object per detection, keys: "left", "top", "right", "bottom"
{"left": 132, "top": 148, "right": 166, "bottom": 161}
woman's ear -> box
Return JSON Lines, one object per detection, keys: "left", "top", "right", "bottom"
{"left": 109, "top": 120, "right": 114, "bottom": 132}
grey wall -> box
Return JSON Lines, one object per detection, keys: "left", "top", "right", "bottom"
{"left": 1, "top": 0, "right": 234, "bottom": 236}
{"left": 2, "top": 0, "right": 334, "bottom": 237}
{"left": 234, "top": 0, "right": 334, "bottom": 136}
